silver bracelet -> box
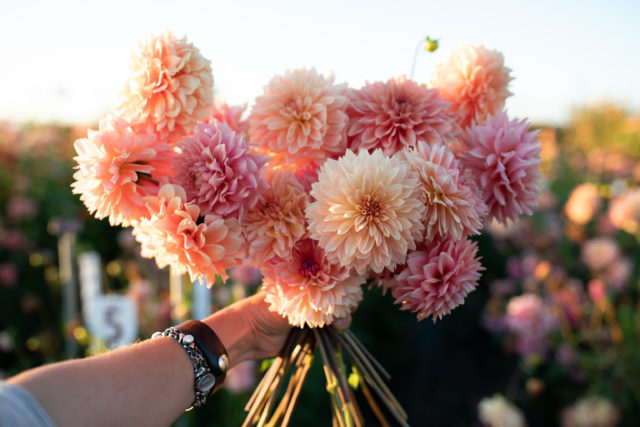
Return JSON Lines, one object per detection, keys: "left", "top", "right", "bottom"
{"left": 152, "top": 327, "right": 217, "bottom": 409}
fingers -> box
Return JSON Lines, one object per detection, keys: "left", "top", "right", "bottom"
{"left": 332, "top": 314, "right": 352, "bottom": 330}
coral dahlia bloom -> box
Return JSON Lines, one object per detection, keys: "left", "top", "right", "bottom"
{"left": 403, "top": 141, "right": 486, "bottom": 240}
{"left": 392, "top": 238, "right": 483, "bottom": 322}
{"left": 262, "top": 239, "right": 364, "bottom": 328}
{"left": 457, "top": 112, "right": 540, "bottom": 224}
{"left": 133, "top": 184, "right": 244, "bottom": 283}
{"left": 347, "top": 76, "right": 458, "bottom": 156}
{"left": 249, "top": 68, "right": 349, "bottom": 168}
{"left": 430, "top": 44, "right": 513, "bottom": 130}
{"left": 209, "top": 97, "right": 249, "bottom": 135}
{"left": 72, "top": 115, "right": 174, "bottom": 227}
{"left": 242, "top": 169, "right": 309, "bottom": 266}
{"left": 173, "top": 120, "right": 268, "bottom": 220}
{"left": 119, "top": 31, "right": 214, "bottom": 143}
{"left": 608, "top": 188, "right": 640, "bottom": 234}
{"left": 307, "top": 149, "right": 425, "bottom": 274}
{"left": 564, "top": 183, "right": 601, "bottom": 225}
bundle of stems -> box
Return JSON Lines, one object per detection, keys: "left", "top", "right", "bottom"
{"left": 242, "top": 326, "right": 409, "bottom": 427}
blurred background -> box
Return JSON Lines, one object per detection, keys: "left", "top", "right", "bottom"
{"left": 1, "top": 1, "right": 639, "bottom": 426}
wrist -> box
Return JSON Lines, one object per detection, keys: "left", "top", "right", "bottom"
{"left": 203, "top": 303, "right": 255, "bottom": 369}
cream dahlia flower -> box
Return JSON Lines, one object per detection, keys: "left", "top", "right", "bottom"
{"left": 430, "top": 44, "right": 513, "bottom": 130}
{"left": 608, "top": 188, "right": 640, "bottom": 234}
{"left": 564, "top": 183, "right": 601, "bottom": 225}
{"left": 249, "top": 68, "right": 349, "bottom": 168}
{"left": 242, "top": 169, "right": 309, "bottom": 266}
{"left": 306, "top": 149, "right": 425, "bottom": 274}
{"left": 403, "top": 141, "right": 486, "bottom": 241}
{"left": 478, "top": 394, "right": 527, "bottom": 427}
{"left": 133, "top": 184, "right": 245, "bottom": 283}
{"left": 347, "top": 76, "right": 458, "bottom": 156}
{"left": 262, "top": 238, "right": 364, "bottom": 328}
{"left": 119, "top": 31, "right": 214, "bottom": 143}
{"left": 72, "top": 115, "right": 174, "bottom": 227}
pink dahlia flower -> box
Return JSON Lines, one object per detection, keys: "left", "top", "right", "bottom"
{"left": 119, "top": 31, "right": 214, "bottom": 143}
{"left": 505, "top": 293, "right": 556, "bottom": 357}
{"left": 249, "top": 68, "right": 349, "bottom": 168}
{"left": 392, "top": 238, "right": 483, "bottom": 322}
{"left": 581, "top": 237, "right": 619, "bottom": 271}
{"left": 306, "top": 149, "right": 425, "bottom": 274}
{"left": 72, "top": 115, "right": 174, "bottom": 227}
{"left": 403, "top": 142, "right": 486, "bottom": 240}
{"left": 346, "top": 76, "right": 458, "bottom": 156}
{"left": 457, "top": 112, "right": 540, "bottom": 224}
{"left": 561, "top": 396, "right": 620, "bottom": 427}
{"left": 262, "top": 238, "right": 364, "bottom": 328}
{"left": 132, "top": 184, "right": 245, "bottom": 283}
{"left": 209, "top": 97, "right": 249, "bottom": 135}
{"left": 242, "top": 169, "right": 309, "bottom": 266}
{"left": 173, "top": 120, "right": 268, "bottom": 220}
{"left": 608, "top": 188, "right": 640, "bottom": 234}
{"left": 430, "top": 44, "right": 513, "bottom": 130}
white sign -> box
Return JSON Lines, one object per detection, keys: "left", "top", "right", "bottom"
{"left": 192, "top": 277, "right": 212, "bottom": 320}
{"left": 88, "top": 295, "right": 138, "bottom": 348}
{"left": 77, "top": 251, "right": 102, "bottom": 321}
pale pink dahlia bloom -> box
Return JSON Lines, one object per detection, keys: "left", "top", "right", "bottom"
{"left": 306, "top": 149, "right": 425, "bottom": 274}
{"left": 430, "top": 44, "right": 513, "bottom": 130}
{"left": 262, "top": 238, "right": 364, "bottom": 328}
{"left": 173, "top": 120, "right": 268, "bottom": 220}
{"left": 478, "top": 394, "right": 526, "bottom": 427}
{"left": 505, "top": 294, "right": 556, "bottom": 356}
{"left": 561, "top": 396, "right": 619, "bottom": 427}
{"left": 347, "top": 76, "right": 458, "bottom": 156}
{"left": 132, "top": 184, "right": 245, "bottom": 283}
{"left": 457, "top": 112, "right": 540, "bottom": 224}
{"left": 242, "top": 169, "right": 309, "bottom": 266}
{"left": 608, "top": 188, "right": 640, "bottom": 234}
{"left": 249, "top": 68, "right": 349, "bottom": 168}
{"left": 581, "top": 237, "right": 619, "bottom": 271}
{"left": 119, "top": 31, "right": 214, "bottom": 143}
{"left": 403, "top": 142, "right": 486, "bottom": 241}
{"left": 209, "top": 97, "right": 249, "bottom": 135}
{"left": 72, "top": 115, "right": 174, "bottom": 227}
{"left": 564, "top": 183, "right": 601, "bottom": 225}
{"left": 392, "top": 238, "right": 483, "bottom": 322}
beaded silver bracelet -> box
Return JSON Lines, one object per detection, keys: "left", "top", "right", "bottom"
{"left": 152, "top": 327, "right": 217, "bottom": 409}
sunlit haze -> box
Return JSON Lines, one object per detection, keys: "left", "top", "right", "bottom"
{"left": 2, "top": 0, "right": 639, "bottom": 126}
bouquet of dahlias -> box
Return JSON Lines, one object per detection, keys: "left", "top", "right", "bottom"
{"left": 72, "top": 31, "right": 541, "bottom": 426}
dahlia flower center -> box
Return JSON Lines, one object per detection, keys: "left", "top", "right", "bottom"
{"left": 285, "top": 99, "right": 312, "bottom": 122}
{"left": 299, "top": 258, "right": 320, "bottom": 279}
{"left": 357, "top": 198, "right": 382, "bottom": 221}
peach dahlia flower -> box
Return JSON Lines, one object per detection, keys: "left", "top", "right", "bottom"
{"left": 133, "top": 184, "right": 245, "bottom": 283}
{"left": 249, "top": 68, "right": 349, "bottom": 168}
{"left": 242, "top": 169, "right": 309, "bottom": 266}
{"left": 306, "top": 149, "right": 425, "bottom": 274}
{"left": 262, "top": 239, "right": 364, "bottom": 328}
{"left": 72, "top": 115, "right": 174, "bottom": 227}
{"left": 119, "top": 31, "right": 214, "bottom": 143}
{"left": 430, "top": 44, "right": 513, "bottom": 130}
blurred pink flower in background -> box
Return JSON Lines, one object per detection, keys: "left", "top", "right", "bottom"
{"left": 561, "top": 396, "right": 619, "bottom": 427}
{"left": 209, "top": 97, "right": 249, "bottom": 135}
{"left": 262, "top": 238, "right": 364, "bottom": 328}
{"left": 346, "top": 76, "right": 458, "bottom": 155}
{"left": 0, "top": 263, "right": 18, "bottom": 288}
{"left": 393, "top": 238, "right": 483, "bottom": 322}
{"left": 588, "top": 279, "right": 607, "bottom": 304}
{"left": 119, "top": 31, "right": 213, "bottom": 143}
{"left": 505, "top": 294, "right": 556, "bottom": 356}
{"left": 133, "top": 184, "right": 245, "bottom": 283}
{"left": 6, "top": 195, "right": 38, "bottom": 221}
{"left": 173, "top": 120, "right": 268, "bottom": 220}
{"left": 242, "top": 169, "right": 308, "bottom": 267}
{"left": 608, "top": 187, "right": 640, "bottom": 234}
{"left": 1, "top": 229, "right": 26, "bottom": 251}
{"left": 249, "top": 68, "right": 348, "bottom": 168}
{"left": 457, "top": 112, "right": 541, "bottom": 224}
{"left": 225, "top": 360, "right": 256, "bottom": 394}
{"left": 605, "top": 258, "right": 632, "bottom": 290}
{"left": 564, "top": 183, "right": 601, "bottom": 225}
{"left": 72, "top": 115, "right": 175, "bottom": 227}
{"left": 229, "top": 265, "right": 262, "bottom": 286}
{"left": 430, "top": 44, "right": 513, "bottom": 130}
{"left": 581, "top": 237, "right": 619, "bottom": 271}
{"left": 307, "top": 149, "right": 425, "bottom": 274}
{"left": 403, "top": 142, "right": 486, "bottom": 241}
{"left": 489, "top": 279, "right": 516, "bottom": 298}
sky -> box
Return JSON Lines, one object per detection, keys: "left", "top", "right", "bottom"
{"left": 1, "top": 0, "right": 639, "bottom": 126}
